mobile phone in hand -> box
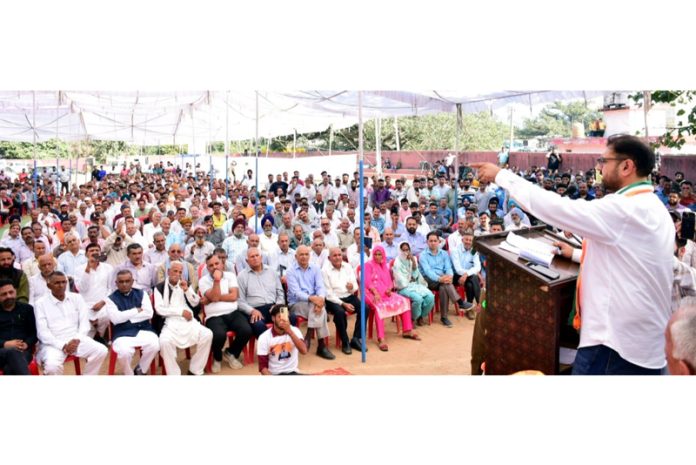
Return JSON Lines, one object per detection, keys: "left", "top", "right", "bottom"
{"left": 279, "top": 306, "right": 289, "bottom": 322}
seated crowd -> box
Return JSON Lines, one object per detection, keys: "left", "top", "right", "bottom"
{"left": 0, "top": 159, "right": 695, "bottom": 375}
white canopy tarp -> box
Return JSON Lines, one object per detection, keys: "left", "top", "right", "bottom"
{"left": 0, "top": 90, "right": 610, "bottom": 145}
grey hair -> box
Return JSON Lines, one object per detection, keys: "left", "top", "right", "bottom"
{"left": 671, "top": 306, "right": 696, "bottom": 369}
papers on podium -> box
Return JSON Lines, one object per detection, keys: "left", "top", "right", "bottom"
{"left": 498, "top": 231, "right": 557, "bottom": 268}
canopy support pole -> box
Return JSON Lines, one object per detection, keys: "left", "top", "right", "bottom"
{"left": 225, "top": 91, "right": 230, "bottom": 199}
{"left": 358, "top": 91, "right": 366, "bottom": 363}
{"left": 255, "top": 91, "right": 259, "bottom": 232}
{"left": 293, "top": 129, "right": 297, "bottom": 159}
{"left": 209, "top": 94, "right": 213, "bottom": 193}
{"left": 55, "top": 101, "right": 60, "bottom": 197}
{"left": 394, "top": 116, "right": 400, "bottom": 151}
{"left": 329, "top": 125, "right": 333, "bottom": 156}
{"left": 454, "top": 103, "right": 462, "bottom": 221}
{"left": 375, "top": 117, "right": 382, "bottom": 177}
{"left": 32, "top": 91, "right": 37, "bottom": 208}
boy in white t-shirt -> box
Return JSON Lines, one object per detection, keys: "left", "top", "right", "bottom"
{"left": 257, "top": 305, "right": 308, "bottom": 375}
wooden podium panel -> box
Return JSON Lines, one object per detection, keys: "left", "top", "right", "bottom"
{"left": 474, "top": 227, "right": 580, "bottom": 375}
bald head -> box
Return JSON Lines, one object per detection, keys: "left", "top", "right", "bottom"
{"left": 328, "top": 247, "right": 343, "bottom": 267}
{"left": 38, "top": 254, "right": 56, "bottom": 277}
{"left": 247, "top": 234, "right": 260, "bottom": 248}
{"left": 666, "top": 305, "right": 696, "bottom": 375}
{"left": 295, "top": 245, "right": 310, "bottom": 267}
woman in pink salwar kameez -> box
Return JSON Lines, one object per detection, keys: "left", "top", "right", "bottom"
{"left": 363, "top": 245, "right": 420, "bottom": 351}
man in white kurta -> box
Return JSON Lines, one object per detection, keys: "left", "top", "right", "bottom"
{"left": 154, "top": 262, "right": 212, "bottom": 376}
{"left": 75, "top": 243, "right": 114, "bottom": 341}
{"left": 34, "top": 271, "right": 108, "bottom": 375}
{"left": 29, "top": 254, "right": 56, "bottom": 307}
{"left": 473, "top": 135, "right": 674, "bottom": 374}
{"left": 103, "top": 269, "right": 160, "bottom": 375}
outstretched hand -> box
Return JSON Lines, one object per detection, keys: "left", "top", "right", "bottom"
{"left": 470, "top": 162, "right": 501, "bottom": 184}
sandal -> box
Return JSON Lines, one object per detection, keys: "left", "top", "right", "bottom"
{"left": 377, "top": 340, "right": 389, "bottom": 352}
{"left": 403, "top": 332, "right": 421, "bottom": 341}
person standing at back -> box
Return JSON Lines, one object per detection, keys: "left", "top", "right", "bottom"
{"left": 473, "top": 135, "right": 673, "bottom": 375}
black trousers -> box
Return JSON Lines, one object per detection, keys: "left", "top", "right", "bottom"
{"left": 206, "top": 311, "right": 253, "bottom": 361}
{"left": 249, "top": 303, "right": 298, "bottom": 338}
{"left": 454, "top": 273, "right": 481, "bottom": 303}
{"left": 325, "top": 294, "right": 363, "bottom": 346}
{"left": 61, "top": 181, "right": 69, "bottom": 194}
{"left": 0, "top": 348, "right": 30, "bottom": 375}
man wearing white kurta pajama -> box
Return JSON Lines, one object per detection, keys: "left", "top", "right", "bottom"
{"left": 154, "top": 262, "right": 212, "bottom": 375}
{"left": 104, "top": 269, "right": 160, "bottom": 375}
{"left": 35, "top": 271, "right": 108, "bottom": 375}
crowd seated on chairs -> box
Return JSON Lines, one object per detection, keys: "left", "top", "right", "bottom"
{"left": 1, "top": 156, "right": 691, "bottom": 376}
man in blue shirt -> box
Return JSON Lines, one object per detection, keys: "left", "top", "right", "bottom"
{"left": 426, "top": 203, "right": 449, "bottom": 238}
{"left": 450, "top": 229, "right": 481, "bottom": 320}
{"left": 431, "top": 175, "right": 451, "bottom": 201}
{"left": 371, "top": 207, "right": 386, "bottom": 236}
{"left": 437, "top": 198, "right": 453, "bottom": 229}
{"left": 404, "top": 217, "right": 427, "bottom": 257}
{"left": 286, "top": 245, "right": 335, "bottom": 360}
{"left": 418, "top": 232, "right": 472, "bottom": 327}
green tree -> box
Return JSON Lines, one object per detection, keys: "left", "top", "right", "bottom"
{"left": 630, "top": 91, "right": 696, "bottom": 149}
{"left": 517, "top": 101, "right": 601, "bottom": 139}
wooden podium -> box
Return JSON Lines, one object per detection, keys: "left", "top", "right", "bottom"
{"left": 474, "top": 226, "right": 580, "bottom": 375}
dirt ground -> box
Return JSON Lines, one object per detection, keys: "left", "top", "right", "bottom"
{"left": 62, "top": 308, "right": 475, "bottom": 376}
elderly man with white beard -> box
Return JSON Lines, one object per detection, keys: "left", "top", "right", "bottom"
{"left": 154, "top": 261, "right": 213, "bottom": 376}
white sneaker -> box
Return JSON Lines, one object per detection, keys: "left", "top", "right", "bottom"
{"left": 211, "top": 360, "right": 222, "bottom": 373}
{"left": 224, "top": 351, "right": 244, "bottom": 369}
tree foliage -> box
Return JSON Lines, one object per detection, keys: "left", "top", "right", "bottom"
{"left": 0, "top": 110, "right": 509, "bottom": 160}
{"left": 516, "top": 101, "right": 602, "bottom": 139}
{"left": 0, "top": 139, "right": 185, "bottom": 162}
{"left": 230, "top": 111, "right": 509, "bottom": 153}
{"left": 630, "top": 91, "right": 696, "bottom": 149}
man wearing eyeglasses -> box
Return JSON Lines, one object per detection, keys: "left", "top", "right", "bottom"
{"left": 473, "top": 135, "right": 674, "bottom": 375}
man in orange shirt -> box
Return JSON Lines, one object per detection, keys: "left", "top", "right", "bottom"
{"left": 240, "top": 196, "right": 255, "bottom": 219}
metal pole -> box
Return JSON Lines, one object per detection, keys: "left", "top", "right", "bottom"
{"left": 225, "top": 91, "right": 230, "bottom": 199}
{"left": 293, "top": 129, "right": 296, "bottom": 159}
{"left": 394, "top": 116, "right": 400, "bottom": 152}
{"left": 358, "top": 91, "right": 366, "bottom": 363}
{"left": 32, "top": 91, "right": 37, "bottom": 208}
{"left": 255, "top": 91, "right": 259, "bottom": 233}
{"left": 643, "top": 91, "right": 651, "bottom": 138}
{"left": 192, "top": 107, "right": 197, "bottom": 182}
{"left": 329, "top": 124, "right": 333, "bottom": 156}
{"left": 55, "top": 101, "right": 60, "bottom": 197}
{"left": 375, "top": 117, "right": 382, "bottom": 177}
{"left": 209, "top": 94, "right": 214, "bottom": 192}
{"left": 509, "top": 107, "right": 514, "bottom": 154}
{"left": 454, "top": 103, "right": 462, "bottom": 221}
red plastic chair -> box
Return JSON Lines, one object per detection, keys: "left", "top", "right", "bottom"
{"left": 65, "top": 355, "right": 83, "bottom": 375}
{"left": 0, "top": 356, "right": 45, "bottom": 375}
{"left": 106, "top": 324, "right": 158, "bottom": 375}
{"left": 248, "top": 323, "right": 273, "bottom": 362}
{"left": 200, "top": 305, "right": 252, "bottom": 373}
{"left": 204, "top": 330, "right": 252, "bottom": 372}
{"left": 294, "top": 315, "right": 329, "bottom": 347}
